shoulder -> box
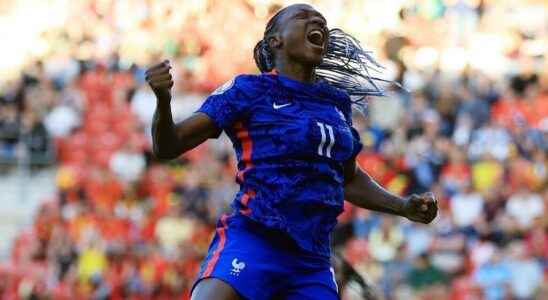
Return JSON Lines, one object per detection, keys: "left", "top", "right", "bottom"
{"left": 233, "top": 73, "right": 273, "bottom": 86}
{"left": 211, "top": 74, "right": 274, "bottom": 99}
{"left": 320, "top": 82, "right": 353, "bottom": 121}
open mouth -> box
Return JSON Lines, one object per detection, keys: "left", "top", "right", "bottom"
{"left": 307, "top": 29, "right": 325, "bottom": 47}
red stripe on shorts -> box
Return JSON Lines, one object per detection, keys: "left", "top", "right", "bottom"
{"left": 201, "top": 214, "right": 229, "bottom": 278}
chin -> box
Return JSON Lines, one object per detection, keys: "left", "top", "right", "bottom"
{"left": 309, "top": 57, "right": 324, "bottom": 68}
{"left": 302, "top": 51, "right": 324, "bottom": 67}
{"left": 289, "top": 46, "right": 325, "bottom": 68}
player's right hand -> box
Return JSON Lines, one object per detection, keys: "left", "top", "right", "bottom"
{"left": 145, "top": 60, "right": 174, "bottom": 102}
{"left": 403, "top": 192, "right": 438, "bottom": 224}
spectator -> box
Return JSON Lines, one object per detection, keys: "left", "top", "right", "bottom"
{"left": 20, "top": 110, "right": 51, "bottom": 165}
{"left": 505, "top": 188, "right": 544, "bottom": 231}
{"left": 109, "top": 139, "right": 146, "bottom": 185}
{"left": 44, "top": 104, "right": 81, "bottom": 138}
{"left": 368, "top": 217, "right": 404, "bottom": 263}
{"left": 406, "top": 253, "right": 447, "bottom": 292}
{"left": 450, "top": 180, "right": 484, "bottom": 229}
{"left": 440, "top": 145, "right": 470, "bottom": 196}
{"left": 468, "top": 120, "right": 512, "bottom": 162}
{"left": 506, "top": 241, "right": 544, "bottom": 300}
{"left": 0, "top": 103, "right": 20, "bottom": 161}
{"left": 379, "top": 245, "right": 411, "bottom": 299}
{"left": 155, "top": 208, "right": 196, "bottom": 256}
{"left": 456, "top": 85, "right": 490, "bottom": 128}
{"left": 471, "top": 153, "right": 504, "bottom": 193}
{"left": 77, "top": 240, "right": 107, "bottom": 283}
{"left": 473, "top": 249, "right": 511, "bottom": 300}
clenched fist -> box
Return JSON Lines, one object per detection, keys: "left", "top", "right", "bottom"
{"left": 145, "top": 60, "right": 174, "bottom": 101}
{"left": 403, "top": 192, "right": 438, "bottom": 224}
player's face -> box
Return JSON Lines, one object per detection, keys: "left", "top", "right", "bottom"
{"left": 274, "top": 4, "right": 328, "bottom": 67}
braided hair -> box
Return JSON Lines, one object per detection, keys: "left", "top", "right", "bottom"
{"left": 253, "top": 8, "right": 285, "bottom": 73}
{"left": 253, "top": 7, "right": 402, "bottom": 112}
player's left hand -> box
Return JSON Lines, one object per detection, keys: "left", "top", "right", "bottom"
{"left": 403, "top": 192, "right": 438, "bottom": 224}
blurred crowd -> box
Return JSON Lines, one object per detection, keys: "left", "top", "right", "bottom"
{"left": 1, "top": 0, "right": 547, "bottom": 299}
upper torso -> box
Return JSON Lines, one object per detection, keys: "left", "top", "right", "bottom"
{"left": 197, "top": 73, "right": 362, "bottom": 256}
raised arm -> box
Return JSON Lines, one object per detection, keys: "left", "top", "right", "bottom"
{"left": 343, "top": 159, "right": 438, "bottom": 224}
{"left": 146, "top": 61, "right": 221, "bottom": 160}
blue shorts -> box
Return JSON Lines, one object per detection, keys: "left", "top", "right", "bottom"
{"left": 192, "top": 213, "right": 339, "bottom": 300}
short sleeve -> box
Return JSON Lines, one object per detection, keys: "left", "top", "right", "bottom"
{"left": 196, "top": 76, "right": 252, "bottom": 131}
{"left": 350, "top": 126, "right": 363, "bottom": 158}
{"left": 337, "top": 93, "right": 363, "bottom": 159}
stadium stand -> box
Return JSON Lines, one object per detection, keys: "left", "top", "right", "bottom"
{"left": 0, "top": 1, "right": 546, "bottom": 299}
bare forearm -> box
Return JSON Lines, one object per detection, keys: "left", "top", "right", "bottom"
{"left": 344, "top": 168, "right": 406, "bottom": 217}
{"left": 151, "top": 99, "right": 181, "bottom": 159}
{"left": 343, "top": 159, "right": 438, "bottom": 223}
{"left": 147, "top": 60, "right": 220, "bottom": 160}
{"left": 152, "top": 101, "right": 221, "bottom": 160}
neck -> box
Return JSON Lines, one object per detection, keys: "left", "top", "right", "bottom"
{"left": 274, "top": 58, "right": 316, "bottom": 84}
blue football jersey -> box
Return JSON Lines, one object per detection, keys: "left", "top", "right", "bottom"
{"left": 197, "top": 73, "right": 363, "bottom": 256}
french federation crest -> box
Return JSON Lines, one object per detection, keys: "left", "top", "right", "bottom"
{"left": 230, "top": 258, "right": 246, "bottom": 276}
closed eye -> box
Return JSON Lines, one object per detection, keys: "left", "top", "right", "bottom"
{"left": 294, "top": 11, "right": 309, "bottom": 20}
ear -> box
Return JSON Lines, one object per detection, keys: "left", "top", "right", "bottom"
{"left": 267, "top": 34, "right": 283, "bottom": 50}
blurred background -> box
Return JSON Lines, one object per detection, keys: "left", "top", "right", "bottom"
{"left": 0, "top": 0, "right": 546, "bottom": 299}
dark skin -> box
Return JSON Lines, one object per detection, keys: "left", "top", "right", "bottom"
{"left": 146, "top": 4, "right": 437, "bottom": 300}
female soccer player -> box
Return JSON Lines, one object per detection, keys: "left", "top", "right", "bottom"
{"left": 145, "top": 4, "right": 437, "bottom": 300}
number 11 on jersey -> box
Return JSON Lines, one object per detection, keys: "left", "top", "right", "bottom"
{"left": 317, "top": 122, "right": 335, "bottom": 158}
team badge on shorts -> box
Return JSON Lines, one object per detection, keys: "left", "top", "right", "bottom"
{"left": 230, "top": 258, "right": 246, "bottom": 276}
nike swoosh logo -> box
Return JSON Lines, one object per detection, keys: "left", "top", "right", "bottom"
{"left": 273, "top": 102, "right": 292, "bottom": 109}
